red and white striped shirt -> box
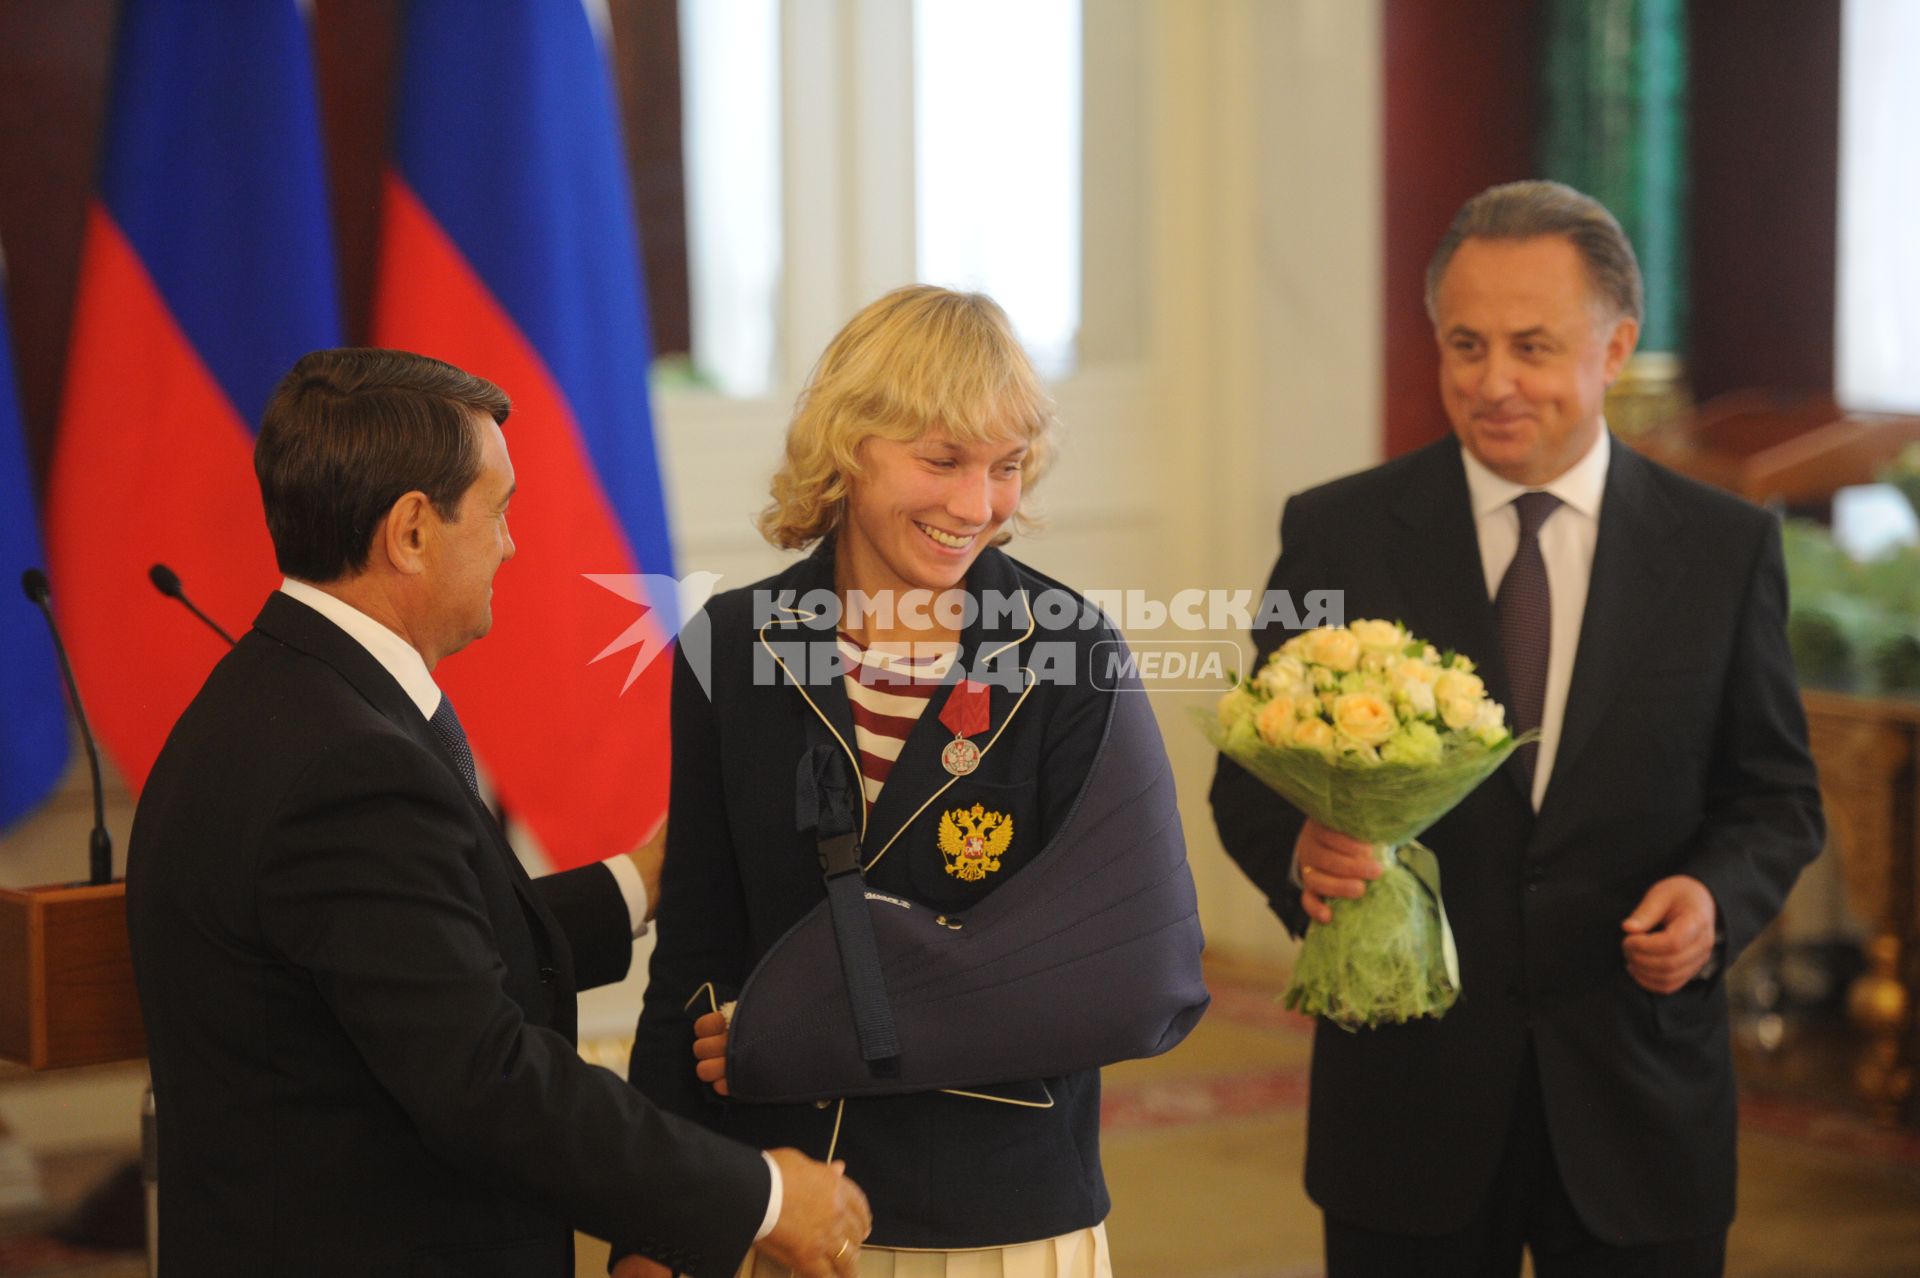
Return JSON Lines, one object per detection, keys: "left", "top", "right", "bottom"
{"left": 837, "top": 632, "right": 958, "bottom": 812}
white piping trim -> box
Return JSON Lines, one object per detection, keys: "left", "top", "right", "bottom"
{"left": 825, "top": 1096, "right": 847, "bottom": 1161}
{"left": 759, "top": 608, "right": 869, "bottom": 843}
{"left": 937, "top": 1080, "right": 1056, "bottom": 1109}
{"left": 978, "top": 587, "right": 1036, "bottom": 666}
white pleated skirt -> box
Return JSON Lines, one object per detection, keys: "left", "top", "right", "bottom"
{"left": 737, "top": 1223, "right": 1112, "bottom": 1278}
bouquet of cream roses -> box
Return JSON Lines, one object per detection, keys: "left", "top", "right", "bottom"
{"left": 1199, "top": 619, "right": 1532, "bottom": 1029}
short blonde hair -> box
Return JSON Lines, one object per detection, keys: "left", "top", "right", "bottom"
{"left": 757, "top": 285, "right": 1056, "bottom": 550}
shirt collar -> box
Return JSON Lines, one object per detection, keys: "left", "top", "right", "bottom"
{"left": 279, "top": 577, "right": 442, "bottom": 719}
{"left": 1461, "top": 423, "right": 1612, "bottom": 522}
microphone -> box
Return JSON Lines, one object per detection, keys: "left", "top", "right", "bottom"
{"left": 148, "top": 563, "right": 236, "bottom": 647}
{"left": 20, "top": 569, "right": 112, "bottom": 886}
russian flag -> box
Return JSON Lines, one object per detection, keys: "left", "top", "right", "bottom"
{"left": 0, "top": 253, "right": 71, "bottom": 828}
{"left": 376, "top": 1, "right": 678, "bottom": 869}
{"left": 46, "top": 0, "right": 340, "bottom": 791}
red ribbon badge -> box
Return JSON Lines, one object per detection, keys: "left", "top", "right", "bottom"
{"left": 939, "top": 679, "right": 991, "bottom": 740}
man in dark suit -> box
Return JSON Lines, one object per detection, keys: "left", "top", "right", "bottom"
{"left": 127, "top": 348, "right": 869, "bottom": 1277}
{"left": 1210, "top": 181, "right": 1823, "bottom": 1277}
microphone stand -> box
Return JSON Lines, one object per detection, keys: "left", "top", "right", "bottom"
{"left": 21, "top": 570, "right": 110, "bottom": 885}
{"left": 147, "top": 564, "right": 236, "bottom": 647}
{"left": 1, "top": 571, "right": 146, "bottom": 1070}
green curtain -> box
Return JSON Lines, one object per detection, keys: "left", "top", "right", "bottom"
{"left": 1537, "top": 0, "right": 1687, "bottom": 357}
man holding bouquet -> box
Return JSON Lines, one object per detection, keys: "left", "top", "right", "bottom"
{"left": 1211, "top": 180, "right": 1823, "bottom": 1277}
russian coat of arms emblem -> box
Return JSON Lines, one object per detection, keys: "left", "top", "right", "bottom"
{"left": 937, "top": 802, "right": 1013, "bottom": 881}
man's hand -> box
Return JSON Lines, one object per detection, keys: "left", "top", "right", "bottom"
{"left": 610, "top": 1256, "right": 672, "bottom": 1278}
{"left": 1621, "top": 875, "right": 1718, "bottom": 993}
{"left": 626, "top": 820, "right": 667, "bottom": 923}
{"left": 692, "top": 1009, "right": 730, "bottom": 1097}
{"left": 756, "top": 1149, "right": 872, "bottom": 1278}
{"left": 1295, "top": 819, "right": 1381, "bottom": 925}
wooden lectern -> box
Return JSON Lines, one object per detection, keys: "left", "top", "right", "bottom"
{"left": 0, "top": 880, "right": 146, "bottom": 1069}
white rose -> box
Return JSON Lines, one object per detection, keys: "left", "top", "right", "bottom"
{"left": 1254, "top": 653, "right": 1308, "bottom": 698}
{"left": 1471, "top": 699, "right": 1508, "bottom": 746}
{"left": 1396, "top": 678, "right": 1437, "bottom": 719}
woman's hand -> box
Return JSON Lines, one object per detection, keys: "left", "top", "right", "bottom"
{"left": 611, "top": 1256, "right": 674, "bottom": 1278}
{"left": 692, "top": 1009, "right": 731, "bottom": 1096}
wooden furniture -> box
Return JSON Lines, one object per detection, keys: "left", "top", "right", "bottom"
{"left": 1633, "top": 392, "right": 1920, "bottom": 512}
{"left": 1801, "top": 690, "right": 1920, "bottom": 1123}
{"left": 0, "top": 880, "right": 145, "bottom": 1069}
{"left": 1638, "top": 394, "right": 1920, "bottom": 1123}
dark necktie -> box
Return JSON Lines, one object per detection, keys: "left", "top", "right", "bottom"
{"left": 428, "top": 696, "right": 482, "bottom": 799}
{"left": 1496, "top": 491, "right": 1562, "bottom": 791}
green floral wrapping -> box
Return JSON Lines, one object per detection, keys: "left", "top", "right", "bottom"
{"left": 1198, "top": 708, "right": 1531, "bottom": 1029}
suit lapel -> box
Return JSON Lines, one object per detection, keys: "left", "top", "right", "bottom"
{"left": 1386, "top": 445, "right": 1531, "bottom": 802}
{"left": 1387, "top": 443, "right": 1504, "bottom": 671}
{"left": 1537, "top": 442, "right": 1682, "bottom": 818}
{"left": 755, "top": 547, "right": 867, "bottom": 841}
{"left": 251, "top": 593, "right": 564, "bottom": 956}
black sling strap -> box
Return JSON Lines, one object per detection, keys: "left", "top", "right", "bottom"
{"left": 795, "top": 742, "right": 900, "bottom": 1077}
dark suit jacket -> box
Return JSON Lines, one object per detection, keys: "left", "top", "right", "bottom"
{"left": 1210, "top": 438, "right": 1823, "bottom": 1245}
{"left": 127, "top": 592, "right": 769, "bottom": 1278}
{"left": 626, "top": 544, "right": 1111, "bottom": 1250}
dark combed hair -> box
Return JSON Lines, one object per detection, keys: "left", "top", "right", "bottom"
{"left": 254, "top": 348, "right": 511, "bottom": 583}
{"left": 1424, "top": 179, "right": 1644, "bottom": 324}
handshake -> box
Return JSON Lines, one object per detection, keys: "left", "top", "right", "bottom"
{"left": 613, "top": 1147, "right": 873, "bottom": 1278}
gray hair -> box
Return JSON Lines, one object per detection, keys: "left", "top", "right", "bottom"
{"left": 1424, "top": 180, "right": 1643, "bottom": 324}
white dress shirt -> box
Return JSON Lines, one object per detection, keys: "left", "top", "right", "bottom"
{"left": 279, "top": 579, "right": 786, "bottom": 1239}
{"left": 1458, "top": 428, "right": 1611, "bottom": 811}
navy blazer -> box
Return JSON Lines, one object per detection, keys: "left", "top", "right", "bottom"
{"left": 1210, "top": 438, "right": 1824, "bottom": 1245}
{"left": 628, "top": 544, "right": 1114, "bottom": 1249}
{"left": 127, "top": 592, "right": 769, "bottom": 1278}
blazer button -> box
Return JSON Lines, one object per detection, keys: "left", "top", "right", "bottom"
{"left": 539, "top": 964, "right": 558, "bottom": 983}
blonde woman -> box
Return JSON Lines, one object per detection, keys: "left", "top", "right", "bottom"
{"left": 616, "top": 287, "right": 1160, "bottom": 1278}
